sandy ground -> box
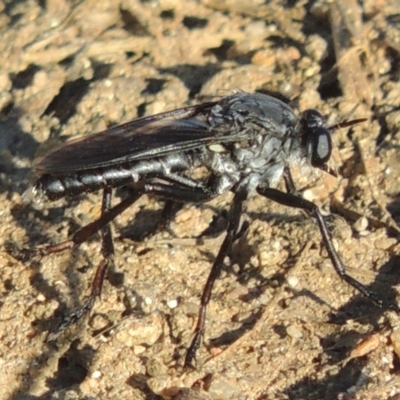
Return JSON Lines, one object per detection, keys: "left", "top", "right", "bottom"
{"left": 1, "top": 0, "right": 400, "bottom": 399}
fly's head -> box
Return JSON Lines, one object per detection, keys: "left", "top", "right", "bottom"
{"left": 298, "top": 109, "right": 335, "bottom": 177}
{"left": 298, "top": 109, "right": 367, "bottom": 177}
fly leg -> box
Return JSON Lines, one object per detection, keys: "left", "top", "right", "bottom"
{"left": 134, "top": 184, "right": 248, "bottom": 367}
{"left": 48, "top": 187, "right": 125, "bottom": 339}
{"left": 257, "top": 186, "right": 400, "bottom": 313}
{"left": 185, "top": 190, "right": 247, "bottom": 368}
{"left": 7, "top": 189, "right": 142, "bottom": 263}
{"left": 47, "top": 181, "right": 216, "bottom": 339}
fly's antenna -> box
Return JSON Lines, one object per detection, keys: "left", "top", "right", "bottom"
{"left": 328, "top": 104, "right": 368, "bottom": 132}
{"left": 329, "top": 117, "right": 368, "bottom": 132}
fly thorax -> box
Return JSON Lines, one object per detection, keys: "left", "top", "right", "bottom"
{"left": 202, "top": 146, "right": 241, "bottom": 194}
{"left": 209, "top": 151, "right": 240, "bottom": 179}
{"left": 234, "top": 133, "right": 294, "bottom": 191}
{"left": 242, "top": 135, "right": 283, "bottom": 168}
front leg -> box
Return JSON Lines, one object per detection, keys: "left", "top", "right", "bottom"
{"left": 257, "top": 186, "right": 400, "bottom": 313}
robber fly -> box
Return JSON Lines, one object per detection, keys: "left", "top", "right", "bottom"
{"left": 9, "top": 91, "right": 400, "bottom": 367}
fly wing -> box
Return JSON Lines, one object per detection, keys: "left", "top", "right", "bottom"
{"left": 34, "top": 102, "right": 218, "bottom": 175}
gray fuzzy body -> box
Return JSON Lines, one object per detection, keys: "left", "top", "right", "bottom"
{"left": 32, "top": 92, "right": 318, "bottom": 201}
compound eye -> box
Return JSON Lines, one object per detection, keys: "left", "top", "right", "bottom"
{"left": 310, "top": 127, "right": 332, "bottom": 167}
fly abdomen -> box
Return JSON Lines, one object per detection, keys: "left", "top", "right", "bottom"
{"left": 34, "top": 169, "right": 132, "bottom": 201}
{"left": 35, "top": 174, "right": 68, "bottom": 200}
{"left": 35, "top": 153, "right": 193, "bottom": 201}
{"left": 35, "top": 167, "right": 145, "bottom": 200}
